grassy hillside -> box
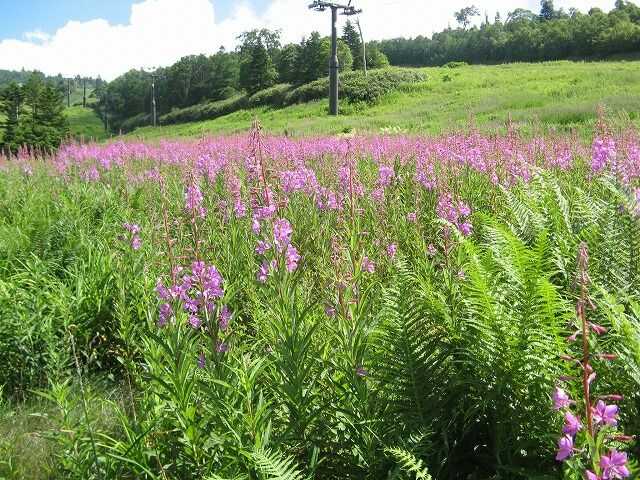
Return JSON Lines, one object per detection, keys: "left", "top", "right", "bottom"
{"left": 67, "top": 86, "right": 96, "bottom": 107}
{"left": 126, "top": 60, "right": 640, "bottom": 140}
{"left": 64, "top": 105, "right": 108, "bottom": 141}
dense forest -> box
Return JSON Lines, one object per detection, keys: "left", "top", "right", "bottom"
{"left": 0, "top": 70, "right": 102, "bottom": 98}
{"left": 374, "top": 0, "right": 640, "bottom": 65}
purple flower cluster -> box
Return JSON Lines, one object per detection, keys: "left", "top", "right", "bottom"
{"left": 185, "top": 182, "right": 207, "bottom": 219}
{"left": 361, "top": 256, "right": 376, "bottom": 274}
{"left": 156, "top": 261, "right": 225, "bottom": 329}
{"left": 255, "top": 218, "right": 301, "bottom": 282}
{"left": 122, "top": 222, "right": 142, "bottom": 250}
{"left": 436, "top": 193, "right": 473, "bottom": 237}
{"left": 591, "top": 137, "right": 616, "bottom": 173}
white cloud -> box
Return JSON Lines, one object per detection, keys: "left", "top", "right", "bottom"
{"left": 24, "top": 30, "right": 51, "bottom": 42}
{"left": 0, "top": 0, "right": 617, "bottom": 80}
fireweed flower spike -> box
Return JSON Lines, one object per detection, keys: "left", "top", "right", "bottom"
{"left": 285, "top": 244, "right": 301, "bottom": 273}
{"left": 361, "top": 256, "right": 376, "bottom": 274}
{"left": 219, "top": 306, "right": 231, "bottom": 331}
{"left": 551, "top": 243, "right": 634, "bottom": 475}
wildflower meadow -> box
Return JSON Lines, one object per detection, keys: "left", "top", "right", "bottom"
{"left": 0, "top": 120, "right": 639, "bottom": 479}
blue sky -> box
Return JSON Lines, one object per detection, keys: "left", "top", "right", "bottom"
{"left": 0, "top": 0, "right": 271, "bottom": 41}
{"left": 0, "top": 0, "right": 616, "bottom": 79}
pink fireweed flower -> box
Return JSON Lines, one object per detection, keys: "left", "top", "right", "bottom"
{"left": 436, "top": 193, "right": 458, "bottom": 224}
{"left": 123, "top": 222, "right": 141, "bottom": 234}
{"left": 427, "top": 244, "right": 437, "bottom": 256}
{"left": 285, "top": 244, "right": 301, "bottom": 272}
{"left": 257, "top": 261, "right": 270, "bottom": 283}
{"left": 563, "top": 411, "right": 582, "bottom": 436}
{"left": 219, "top": 305, "right": 231, "bottom": 331}
{"left": 592, "top": 400, "right": 619, "bottom": 426}
{"left": 131, "top": 235, "right": 142, "bottom": 250}
{"left": 556, "top": 434, "right": 574, "bottom": 461}
{"left": 356, "top": 366, "right": 368, "bottom": 377}
{"left": 407, "top": 212, "right": 417, "bottom": 223}
{"left": 158, "top": 303, "right": 172, "bottom": 327}
{"left": 156, "top": 281, "right": 171, "bottom": 301}
{"left": 591, "top": 137, "right": 616, "bottom": 173}
{"left": 252, "top": 217, "right": 261, "bottom": 234}
{"left": 387, "top": 243, "right": 397, "bottom": 259}
{"left": 361, "top": 256, "right": 376, "bottom": 274}
{"left": 457, "top": 270, "right": 466, "bottom": 280}
{"left": 197, "top": 353, "right": 206, "bottom": 369}
{"left": 458, "top": 221, "right": 473, "bottom": 237}
{"left": 457, "top": 201, "right": 471, "bottom": 217}
{"left": 185, "top": 182, "right": 206, "bottom": 218}
{"left": 600, "top": 450, "right": 630, "bottom": 479}
{"left": 189, "top": 315, "right": 202, "bottom": 329}
{"left": 371, "top": 187, "right": 385, "bottom": 202}
{"left": 216, "top": 341, "right": 229, "bottom": 353}
{"left": 324, "top": 304, "right": 336, "bottom": 317}
{"left": 553, "top": 387, "right": 572, "bottom": 410}
{"left": 586, "top": 470, "right": 601, "bottom": 480}
{"left": 377, "top": 164, "right": 394, "bottom": 187}
{"left": 273, "top": 218, "right": 293, "bottom": 251}
{"left": 256, "top": 240, "right": 271, "bottom": 255}
{"left": 195, "top": 263, "right": 224, "bottom": 299}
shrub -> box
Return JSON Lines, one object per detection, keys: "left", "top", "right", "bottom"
{"left": 284, "top": 68, "right": 427, "bottom": 106}
{"left": 443, "top": 61, "right": 469, "bottom": 68}
{"left": 120, "top": 113, "right": 151, "bottom": 132}
{"left": 160, "top": 95, "right": 248, "bottom": 125}
{"left": 247, "top": 83, "right": 292, "bottom": 108}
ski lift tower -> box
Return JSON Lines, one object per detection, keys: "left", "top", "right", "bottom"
{"left": 308, "top": 1, "right": 362, "bottom": 115}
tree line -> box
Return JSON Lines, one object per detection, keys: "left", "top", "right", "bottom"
{"left": 373, "top": 0, "right": 640, "bottom": 66}
{"left": 96, "top": 23, "right": 389, "bottom": 130}
{"left": 0, "top": 73, "right": 69, "bottom": 153}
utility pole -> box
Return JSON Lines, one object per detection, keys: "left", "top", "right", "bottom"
{"left": 356, "top": 19, "right": 367, "bottom": 76}
{"left": 104, "top": 93, "right": 109, "bottom": 132}
{"left": 151, "top": 73, "right": 157, "bottom": 127}
{"left": 308, "top": 1, "right": 361, "bottom": 116}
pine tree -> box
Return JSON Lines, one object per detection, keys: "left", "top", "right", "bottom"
{"left": 239, "top": 41, "right": 277, "bottom": 94}
{"left": 342, "top": 20, "right": 363, "bottom": 70}
{"left": 0, "top": 82, "right": 24, "bottom": 152}
{"left": 296, "top": 32, "right": 324, "bottom": 84}
{"left": 37, "top": 84, "right": 69, "bottom": 150}
{"left": 0, "top": 74, "right": 68, "bottom": 153}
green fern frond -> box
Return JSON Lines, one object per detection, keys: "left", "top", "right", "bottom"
{"left": 385, "top": 447, "right": 432, "bottom": 480}
{"left": 252, "top": 448, "right": 305, "bottom": 480}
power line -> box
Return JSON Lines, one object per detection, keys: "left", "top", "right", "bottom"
{"left": 308, "top": 1, "right": 362, "bottom": 116}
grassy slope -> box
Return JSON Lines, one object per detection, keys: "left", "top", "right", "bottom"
{"left": 126, "top": 60, "right": 640, "bottom": 140}
{"left": 65, "top": 105, "right": 108, "bottom": 141}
